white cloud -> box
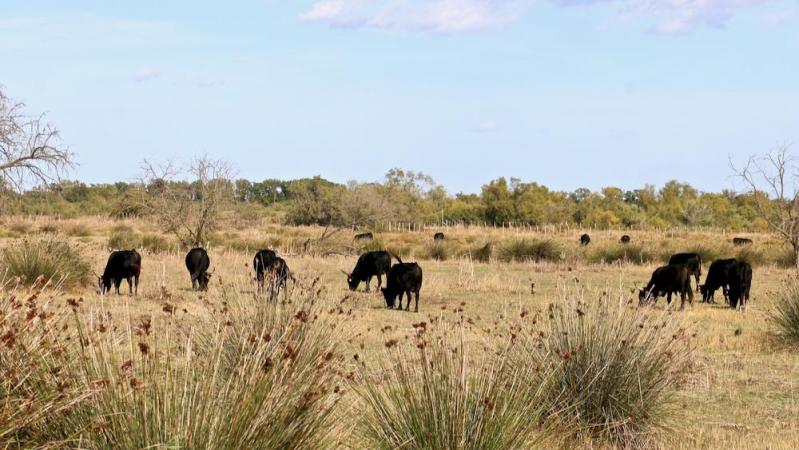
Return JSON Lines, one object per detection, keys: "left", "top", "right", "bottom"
{"left": 301, "top": 0, "right": 791, "bottom": 35}
{"left": 472, "top": 120, "right": 498, "bottom": 132}
{"left": 134, "top": 68, "right": 162, "bottom": 82}
{"left": 557, "top": 0, "right": 779, "bottom": 34}
{"left": 300, "top": 0, "right": 528, "bottom": 34}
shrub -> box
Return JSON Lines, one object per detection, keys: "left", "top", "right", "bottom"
{"left": 9, "top": 222, "right": 30, "bottom": 235}
{"left": 108, "top": 231, "right": 173, "bottom": 253}
{"left": 107, "top": 230, "right": 140, "bottom": 250}
{"left": 355, "top": 324, "right": 555, "bottom": 449}
{"left": 775, "top": 247, "right": 796, "bottom": 268}
{"left": 37, "top": 223, "right": 59, "bottom": 234}
{"left": 140, "top": 233, "right": 173, "bottom": 253}
{"left": 0, "top": 289, "right": 89, "bottom": 446}
{"left": 472, "top": 242, "right": 495, "bottom": 263}
{"left": 499, "top": 239, "right": 562, "bottom": 263}
{"left": 65, "top": 223, "right": 92, "bottom": 237}
{"left": 771, "top": 281, "right": 799, "bottom": 344}
{"left": 77, "top": 281, "right": 342, "bottom": 449}
{"left": 522, "top": 297, "right": 692, "bottom": 446}
{"left": 590, "top": 244, "right": 654, "bottom": 265}
{"left": 425, "top": 242, "right": 448, "bottom": 261}
{"left": 735, "top": 247, "right": 765, "bottom": 267}
{"left": 360, "top": 236, "right": 386, "bottom": 253}
{"left": 0, "top": 238, "right": 91, "bottom": 289}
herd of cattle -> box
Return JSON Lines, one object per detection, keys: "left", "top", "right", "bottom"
{"left": 95, "top": 232, "right": 755, "bottom": 312}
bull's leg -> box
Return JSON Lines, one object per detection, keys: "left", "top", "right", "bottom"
{"left": 679, "top": 292, "right": 686, "bottom": 311}
{"left": 133, "top": 275, "right": 139, "bottom": 296}
{"left": 414, "top": 291, "right": 419, "bottom": 313}
{"left": 376, "top": 274, "right": 382, "bottom": 290}
{"left": 666, "top": 292, "right": 672, "bottom": 307}
{"left": 127, "top": 277, "right": 133, "bottom": 295}
{"left": 114, "top": 279, "right": 121, "bottom": 295}
{"left": 695, "top": 274, "right": 701, "bottom": 292}
{"left": 687, "top": 288, "right": 694, "bottom": 307}
{"left": 405, "top": 291, "right": 412, "bottom": 311}
{"left": 365, "top": 276, "right": 372, "bottom": 293}
{"left": 722, "top": 286, "right": 729, "bottom": 304}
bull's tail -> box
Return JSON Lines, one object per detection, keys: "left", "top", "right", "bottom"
{"left": 387, "top": 251, "right": 403, "bottom": 264}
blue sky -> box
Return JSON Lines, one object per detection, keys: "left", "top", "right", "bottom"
{"left": 1, "top": 0, "right": 797, "bottom": 194}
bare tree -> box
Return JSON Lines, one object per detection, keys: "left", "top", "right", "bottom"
{"left": 0, "top": 86, "right": 72, "bottom": 191}
{"left": 137, "top": 156, "right": 235, "bottom": 248}
{"left": 732, "top": 143, "right": 799, "bottom": 270}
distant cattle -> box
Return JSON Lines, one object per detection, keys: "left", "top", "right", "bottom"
{"left": 99, "top": 249, "right": 141, "bottom": 296}
{"left": 620, "top": 235, "right": 631, "bottom": 244}
{"left": 639, "top": 264, "right": 694, "bottom": 310}
{"left": 253, "top": 249, "right": 278, "bottom": 293}
{"left": 434, "top": 232, "right": 445, "bottom": 241}
{"left": 733, "top": 237, "right": 753, "bottom": 246}
{"left": 580, "top": 234, "right": 591, "bottom": 246}
{"left": 668, "top": 253, "right": 702, "bottom": 290}
{"left": 700, "top": 258, "right": 738, "bottom": 303}
{"left": 382, "top": 257, "right": 423, "bottom": 312}
{"left": 728, "top": 261, "right": 753, "bottom": 310}
{"left": 185, "top": 248, "right": 211, "bottom": 291}
{"left": 343, "top": 251, "right": 392, "bottom": 292}
{"left": 354, "top": 232, "right": 374, "bottom": 241}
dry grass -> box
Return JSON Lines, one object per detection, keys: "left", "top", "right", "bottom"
{"left": 0, "top": 217, "right": 798, "bottom": 448}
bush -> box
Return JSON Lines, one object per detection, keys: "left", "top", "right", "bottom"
{"left": 360, "top": 236, "right": 386, "bottom": 253}
{"left": 0, "top": 289, "right": 89, "bottom": 446}
{"left": 472, "top": 242, "right": 495, "bottom": 263}
{"left": 108, "top": 231, "right": 174, "bottom": 253}
{"left": 9, "top": 222, "right": 30, "bottom": 235}
{"left": 499, "top": 239, "right": 562, "bottom": 263}
{"left": 590, "top": 244, "right": 655, "bottom": 265}
{"left": 355, "top": 324, "right": 555, "bottom": 449}
{"left": 65, "top": 223, "right": 92, "bottom": 237}
{"left": 425, "top": 242, "right": 448, "bottom": 261}
{"left": 771, "top": 281, "right": 799, "bottom": 344}
{"left": 735, "top": 247, "right": 765, "bottom": 267}
{"left": 775, "top": 247, "right": 796, "bottom": 268}
{"left": 523, "top": 297, "right": 692, "bottom": 446}
{"left": 37, "top": 223, "right": 58, "bottom": 234}
{"left": 77, "top": 281, "right": 341, "bottom": 449}
{"left": 0, "top": 238, "right": 92, "bottom": 289}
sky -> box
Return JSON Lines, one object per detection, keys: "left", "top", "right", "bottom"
{"left": 1, "top": 0, "right": 798, "bottom": 194}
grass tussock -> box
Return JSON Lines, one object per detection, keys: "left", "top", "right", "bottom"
{"left": 590, "top": 244, "right": 655, "bottom": 265}
{"left": 355, "top": 324, "right": 556, "bottom": 450}
{"left": 0, "top": 283, "right": 89, "bottom": 446}
{"left": 77, "top": 279, "right": 342, "bottom": 449}
{"left": 521, "top": 296, "right": 693, "bottom": 446}
{"left": 771, "top": 280, "right": 799, "bottom": 345}
{"left": 108, "top": 230, "right": 174, "bottom": 253}
{"left": 735, "top": 247, "right": 765, "bottom": 267}
{"left": 0, "top": 238, "right": 92, "bottom": 289}
{"left": 425, "top": 242, "right": 449, "bottom": 261}
{"left": 472, "top": 242, "right": 495, "bottom": 263}
{"left": 499, "top": 239, "right": 562, "bottom": 263}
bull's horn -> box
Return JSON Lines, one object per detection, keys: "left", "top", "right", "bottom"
{"left": 339, "top": 269, "right": 350, "bottom": 277}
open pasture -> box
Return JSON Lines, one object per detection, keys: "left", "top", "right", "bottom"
{"left": 1, "top": 217, "right": 798, "bottom": 448}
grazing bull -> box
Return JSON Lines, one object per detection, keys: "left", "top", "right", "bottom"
{"left": 382, "top": 257, "right": 423, "bottom": 312}
{"left": 733, "top": 237, "right": 753, "bottom": 246}
{"left": 668, "top": 253, "right": 702, "bottom": 291}
{"left": 620, "top": 235, "right": 631, "bottom": 244}
{"left": 639, "top": 264, "right": 694, "bottom": 310}
{"left": 253, "top": 249, "right": 277, "bottom": 292}
{"left": 700, "top": 258, "right": 738, "bottom": 303}
{"left": 99, "top": 249, "right": 141, "bottom": 296}
{"left": 580, "top": 234, "right": 591, "bottom": 246}
{"left": 434, "top": 232, "right": 445, "bottom": 241}
{"left": 342, "top": 251, "right": 391, "bottom": 292}
{"left": 266, "top": 257, "right": 291, "bottom": 301}
{"left": 185, "top": 248, "right": 211, "bottom": 291}
{"left": 728, "top": 261, "right": 753, "bottom": 310}
{"left": 354, "top": 232, "right": 374, "bottom": 241}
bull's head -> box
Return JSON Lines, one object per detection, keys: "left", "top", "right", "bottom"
{"left": 699, "top": 285, "right": 711, "bottom": 302}
{"left": 638, "top": 286, "right": 655, "bottom": 306}
{"left": 381, "top": 287, "right": 395, "bottom": 308}
{"left": 95, "top": 271, "right": 110, "bottom": 295}
{"left": 341, "top": 269, "right": 359, "bottom": 291}
{"left": 197, "top": 267, "right": 215, "bottom": 291}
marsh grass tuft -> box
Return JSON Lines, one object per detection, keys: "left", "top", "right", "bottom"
{"left": 499, "top": 239, "right": 562, "bottom": 263}
{"left": 0, "top": 238, "right": 92, "bottom": 289}
{"left": 771, "top": 280, "right": 799, "bottom": 345}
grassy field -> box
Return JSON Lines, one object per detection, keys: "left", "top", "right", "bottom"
{"left": 1, "top": 216, "right": 798, "bottom": 448}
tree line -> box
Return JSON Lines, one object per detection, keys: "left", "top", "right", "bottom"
{"left": 0, "top": 168, "right": 770, "bottom": 231}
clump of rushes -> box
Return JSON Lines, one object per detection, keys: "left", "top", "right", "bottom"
{"left": 771, "top": 280, "right": 799, "bottom": 345}
{"left": 0, "top": 238, "right": 92, "bottom": 289}
{"left": 77, "top": 278, "right": 342, "bottom": 449}
{"left": 589, "top": 244, "right": 654, "bottom": 265}
{"left": 0, "top": 280, "right": 90, "bottom": 446}
{"left": 426, "top": 242, "right": 448, "bottom": 261}
{"left": 499, "top": 239, "right": 562, "bottom": 263}
{"left": 354, "top": 322, "right": 557, "bottom": 450}
{"left": 519, "top": 294, "right": 693, "bottom": 447}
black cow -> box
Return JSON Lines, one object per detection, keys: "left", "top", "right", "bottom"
{"left": 185, "top": 248, "right": 211, "bottom": 291}
{"left": 354, "top": 232, "right": 374, "bottom": 241}
{"left": 253, "top": 249, "right": 277, "bottom": 293}
{"left": 700, "top": 258, "right": 738, "bottom": 303}
{"left": 639, "top": 264, "right": 694, "bottom": 310}
{"left": 343, "top": 251, "right": 391, "bottom": 292}
{"left": 99, "top": 250, "right": 141, "bottom": 296}
{"left": 668, "top": 253, "right": 702, "bottom": 291}
{"left": 728, "top": 261, "right": 753, "bottom": 310}
{"left": 733, "top": 237, "right": 753, "bottom": 246}
{"left": 620, "top": 235, "right": 631, "bottom": 244}
{"left": 382, "top": 258, "right": 423, "bottom": 312}
{"left": 580, "top": 234, "right": 591, "bottom": 246}
{"left": 266, "top": 257, "right": 290, "bottom": 301}
{"left": 434, "top": 232, "right": 445, "bottom": 241}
